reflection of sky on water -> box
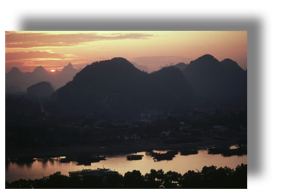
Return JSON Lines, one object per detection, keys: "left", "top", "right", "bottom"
{"left": 6, "top": 150, "right": 247, "bottom": 183}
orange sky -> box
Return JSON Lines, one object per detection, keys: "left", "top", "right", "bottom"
{"left": 5, "top": 31, "right": 247, "bottom": 73}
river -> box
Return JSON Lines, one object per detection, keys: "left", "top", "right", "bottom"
{"left": 6, "top": 146, "right": 247, "bottom": 183}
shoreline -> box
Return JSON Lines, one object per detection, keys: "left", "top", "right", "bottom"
{"left": 6, "top": 137, "right": 243, "bottom": 159}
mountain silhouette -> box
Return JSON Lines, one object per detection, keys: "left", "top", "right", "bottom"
{"left": 5, "top": 64, "right": 79, "bottom": 92}
{"left": 27, "top": 81, "right": 54, "bottom": 98}
{"left": 182, "top": 54, "right": 247, "bottom": 107}
{"left": 8, "top": 67, "right": 22, "bottom": 75}
{"left": 6, "top": 67, "right": 24, "bottom": 92}
{"left": 174, "top": 62, "right": 188, "bottom": 71}
{"left": 51, "top": 57, "right": 194, "bottom": 116}
{"left": 61, "top": 63, "right": 77, "bottom": 74}
{"left": 33, "top": 66, "right": 48, "bottom": 75}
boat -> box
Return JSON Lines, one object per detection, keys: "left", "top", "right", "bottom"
{"left": 222, "top": 148, "right": 247, "bottom": 157}
{"left": 150, "top": 150, "right": 178, "bottom": 161}
{"left": 208, "top": 147, "right": 227, "bottom": 154}
{"left": 208, "top": 147, "right": 247, "bottom": 156}
{"left": 126, "top": 155, "right": 144, "bottom": 160}
{"left": 76, "top": 155, "right": 106, "bottom": 166}
{"left": 180, "top": 149, "right": 198, "bottom": 156}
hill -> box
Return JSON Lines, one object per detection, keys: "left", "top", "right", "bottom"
{"left": 51, "top": 57, "right": 194, "bottom": 116}
{"left": 27, "top": 81, "right": 54, "bottom": 98}
{"left": 182, "top": 54, "right": 247, "bottom": 107}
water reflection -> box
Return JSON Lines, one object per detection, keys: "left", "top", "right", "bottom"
{"left": 6, "top": 148, "right": 247, "bottom": 183}
{"left": 6, "top": 157, "right": 35, "bottom": 169}
{"left": 41, "top": 160, "right": 48, "bottom": 169}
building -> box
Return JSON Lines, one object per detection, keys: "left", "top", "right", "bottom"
{"left": 210, "top": 125, "right": 228, "bottom": 133}
{"left": 179, "top": 121, "right": 192, "bottom": 131}
{"left": 161, "top": 130, "right": 171, "bottom": 137}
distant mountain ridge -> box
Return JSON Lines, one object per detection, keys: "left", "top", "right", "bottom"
{"left": 174, "top": 62, "right": 188, "bottom": 71}
{"left": 6, "top": 63, "right": 79, "bottom": 92}
{"left": 131, "top": 62, "right": 149, "bottom": 72}
{"left": 6, "top": 54, "right": 247, "bottom": 115}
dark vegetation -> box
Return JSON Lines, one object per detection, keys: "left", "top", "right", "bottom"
{"left": 6, "top": 164, "right": 247, "bottom": 189}
{"left": 6, "top": 96, "right": 246, "bottom": 152}
{"left": 163, "top": 137, "right": 201, "bottom": 144}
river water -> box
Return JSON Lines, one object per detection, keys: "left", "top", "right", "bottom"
{"left": 6, "top": 148, "right": 247, "bottom": 183}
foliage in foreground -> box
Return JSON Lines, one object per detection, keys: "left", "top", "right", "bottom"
{"left": 6, "top": 164, "right": 247, "bottom": 189}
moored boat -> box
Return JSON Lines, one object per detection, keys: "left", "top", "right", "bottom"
{"left": 127, "top": 155, "right": 144, "bottom": 160}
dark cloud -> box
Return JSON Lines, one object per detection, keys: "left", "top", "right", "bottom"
{"left": 5, "top": 32, "right": 153, "bottom": 48}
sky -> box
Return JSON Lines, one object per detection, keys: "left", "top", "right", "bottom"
{"left": 5, "top": 31, "right": 247, "bottom": 73}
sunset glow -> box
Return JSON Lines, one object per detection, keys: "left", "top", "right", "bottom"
{"left": 5, "top": 31, "right": 247, "bottom": 73}
{"left": 5, "top": 31, "right": 248, "bottom": 188}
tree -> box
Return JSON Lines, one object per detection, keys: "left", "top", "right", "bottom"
{"left": 124, "top": 170, "right": 144, "bottom": 188}
{"left": 181, "top": 170, "right": 202, "bottom": 188}
{"left": 144, "top": 169, "right": 161, "bottom": 188}
{"left": 233, "top": 164, "right": 247, "bottom": 188}
{"left": 46, "top": 171, "right": 70, "bottom": 188}
{"left": 107, "top": 173, "right": 124, "bottom": 188}
{"left": 6, "top": 179, "right": 32, "bottom": 188}
{"left": 163, "top": 171, "right": 181, "bottom": 188}
{"left": 82, "top": 175, "right": 102, "bottom": 188}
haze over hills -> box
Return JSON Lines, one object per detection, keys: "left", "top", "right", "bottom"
{"left": 131, "top": 62, "right": 150, "bottom": 73}
{"left": 174, "top": 62, "right": 189, "bottom": 71}
{"left": 5, "top": 63, "right": 80, "bottom": 93}
{"left": 50, "top": 57, "right": 195, "bottom": 116}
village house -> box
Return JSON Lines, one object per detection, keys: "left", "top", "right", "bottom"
{"left": 187, "top": 111, "right": 193, "bottom": 118}
{"left": 167, "top": 111, "right": 187, "bottom": 118}
{"left": 210, "top": 125, "right": 228, "bottom": 133}
{"left": 139, "top": 112, "right": 152, "bottom": 122}
{"left": 148, "top": 110, "right": 163, "bottom": 117}
{"left": 179, "top": 121, "right": 192, "bottom": 131}
{"left": 160, "top": 130, "right": 171, "bottom": 137}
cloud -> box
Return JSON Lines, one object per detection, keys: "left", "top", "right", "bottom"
{"left": 5, "top": 32, "right": 153, "bottom": 48}
{"left": 5, "top": 51, "right": 64, "bottom": 61}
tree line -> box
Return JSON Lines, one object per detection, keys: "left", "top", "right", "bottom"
{"left": 6, "top": 164, "right": 247, "bottom": 189}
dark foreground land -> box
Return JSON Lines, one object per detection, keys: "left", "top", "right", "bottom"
{"left": 6, "top": 164, "right": 247, "bottom": 189}
{"left": 6, "top": 95, "right": 247, "bottom": 159}
{"left": 6, "top": 121, "right": 247, "bottom": 161}
{"left": 6, "top": 95, "right": 247, "bottom": 189}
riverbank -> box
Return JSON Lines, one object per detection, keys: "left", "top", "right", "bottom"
{"left": 6, "top": 163, "right": 247, "bottom": 188}
{"left": 6, "top": 135, "right": 245, "bottom": 159}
